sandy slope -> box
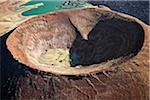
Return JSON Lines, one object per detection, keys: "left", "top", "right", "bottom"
{"left": 0, "top": 0, "right": 40, "bottom": 36}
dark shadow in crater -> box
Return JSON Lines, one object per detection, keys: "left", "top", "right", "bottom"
{"left": 69, "top": 17, "right": 144, "bottom": 67}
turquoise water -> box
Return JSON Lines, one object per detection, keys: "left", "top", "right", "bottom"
{"left": 21, "top": 0, "right": 93, "bottom": 16}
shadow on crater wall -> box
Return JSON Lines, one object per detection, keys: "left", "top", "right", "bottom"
{"left": 69, "top": 17, "right": 144, "bottom": 67}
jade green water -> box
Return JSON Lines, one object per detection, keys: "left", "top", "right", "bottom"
{"left": 21, "top": 0, "right": 93, "bottom": 16}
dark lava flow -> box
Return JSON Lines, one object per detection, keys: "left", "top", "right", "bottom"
{"left": 69, "top": 17, "right": 144, "bottom": 67}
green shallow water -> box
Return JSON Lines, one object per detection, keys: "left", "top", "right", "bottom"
{"left": 21, "top": 0, "right": 93, "bottom": 16}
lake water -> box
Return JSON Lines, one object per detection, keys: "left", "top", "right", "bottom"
{"left": 21, "top": 0, "right": 93, "bottom": 16}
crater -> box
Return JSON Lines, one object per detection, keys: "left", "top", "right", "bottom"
{"left": 6, "top": 7, "right": 144, "bottom": 75}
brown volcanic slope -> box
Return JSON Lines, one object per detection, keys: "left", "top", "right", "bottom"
{"left": 6, "top": 6, "right": 149, "bottom": 100}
